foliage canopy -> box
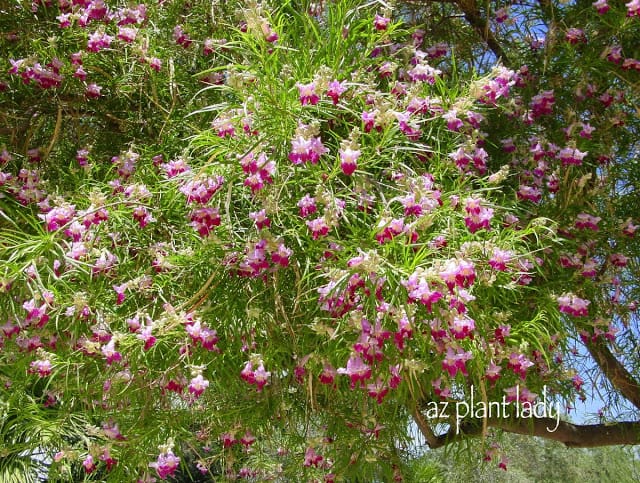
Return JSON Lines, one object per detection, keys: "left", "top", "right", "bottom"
{"left": 0, "top": 0, "right": 639, "bottom": 480}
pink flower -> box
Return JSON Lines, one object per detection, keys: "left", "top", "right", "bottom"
{"left": 271, "top": 242, "right": 292, "bottom": 267}
{"left": 117, "top": 27, "right": 137, "bottom": 43}
{"left": 249, "top": 209, "right": 270, "bottom": 230}
{"left": 253, "top": 363, "right": 270, "bottom": 391}
{"left": 149, "top": 450, "right": 180, "bottom": 479}
{"left": 149, "top": 57, "right": 162, "bottom": 72}
{"left": 464, "top": 197, "right": 493, "bottom": 232}
{"left": 173, "top": 25, "right": 192, "bottom": 48}
{"left": 87, "top": 31, "right": 113, "bottom": 52}
{"left": 297, "top": 194, "right": 317, "bottom": 217}
{"left": 137, "top": 325, "right": 156, "bottom": 350}
{"left": 189, "top": 374, "right": 209, "bottom": 398}
{"left": 373, "top": 14, "right": 390, "bottom": 31}
{"left": 565, "top": 28, "right": 586, "bottom": 44}
{"left": 327, "top": 80, "right": 346, "bottom": 104}
{"left": 85, "top": 83, "right": 102, "bottom": 98}
{"left": 507, "top": 352, "right": 534, "bottom": 379}
{"left": 450, "top": 315, "right": 475, "bottom": 339}
{"left": 189, "top": 207, "right": 221, "bottom": 237}
{"left": 441, "top": 347, "right": 472, "bottom": 377}
{"left": 297, "top": 81, "right": 319, "bottom": 105}
{"left": 319, "top": 364, "right": 337, "bottom": 385}
{"left": 288, "top": 135, "right": 328, "bottom": 164}
{"left": 339, "top": 147, "right": 360, "bottom": 176}
{"left": 593, "top": 0, "right": 610, "bottom": 13}
{"left": 488, "top": 248, "right": 513, "bottom": 271}
{"left": 304, "top": 447, "right": 323, "bottom": 467}
{"left": 306, "top": 217, "right": 329, "bottom": 240}
{"left": 101, "top": 339, "right": 122, "bottom": 365}
{"left": 180, "top": 176, "right": 225, "bottom": 204}
{"left": 30, "top": 359, "right": 52, "bottom": 377}
{"left": 367, "top": 378, "right": 389, "bottom": 404}
{"left": 485, "top": 361, "right": 502, "bottom": 382}
{"left": 83, "top": 455, "right": 96, "bottom": 473}
{"left": 558, "top": 293, "right": 590, "bottom": 317}
{"left": 574, "top": 213, "right": 600, "bottom": 231}
{"left": 626, "top": 0, "right": 640, "bottom": 17}
{"left": 337, "top": 354, "right": 372, "bottom": 388}
{"left": 39, "top": 204, "right": 76, "bottom": 231}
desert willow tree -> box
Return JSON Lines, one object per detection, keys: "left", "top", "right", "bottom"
{"left": 0, "top": 0, "right": 638, "bottom": 481}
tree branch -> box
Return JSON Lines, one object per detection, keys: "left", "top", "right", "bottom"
{"left": 412, "top": 409, "right": 640, "bottom": 449}
{"left": 456, "top": 0, "right": 511, "bottom": 67}
{"left": 401, "top": 0, "right": 512, "bottom": 67}
{"left": 585, "top": 339, "right": 640, "bottom": 410}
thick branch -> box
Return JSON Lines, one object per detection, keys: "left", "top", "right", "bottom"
{"left": 412, "top": 411, "right": 640, "bottom": 449}
{"left": 585, "top": 339, "right": 640, "bottom": 410}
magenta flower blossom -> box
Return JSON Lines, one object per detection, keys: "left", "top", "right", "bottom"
{"left": 180, "top": 176, "right": 225, "bottom": 204}
{"left": 367, "top": 378, "right": 389, "bottom": 404}
{"left": 149, "top": 450, "right": 180, "bottom": 480}
{"left": 464, "top": 196, "right": 493, "bottom": 232}
{"left": 39, "top": 204, "right": 76, "bottom": 231}
{"left": 249, "top": 209, "right": 270, "bottom": 230}
{"left": 85, "top": 83, "right": 102, "bottom": 98}
{"left": 297, "top": 194, "right": 317, "bottom": 217}
{"left": 306, "top": 217, "right": 329, "bottom": 239}
{"left": 30, "top": 359, "right": 52, "bottom": 377}
{"left": 488, "top": 248, "right": 513, "bottom": 271}
{"left": 565, "top": 28, "right": 586, "bottom": 44}
{"left": 327, "top": 80, "right": 346, "bottom": 104}
{"left": 558, "top": 147, "right": 587, "bottom": 166}
{"left": 373, "top": 14, "right": 390, "bottom": 30}
{"left": 403, "top": 273, "right": 443, "bottom": 312}
{"left": 494, "top": 7, "right": 509, "bottom": 23}
{"left": 253, "top": 363, "right": 271, "bottom": 391}
{"left": 408, "top": 62, "right": 441, "bottom": 83}
{"left": 23, "top": 298, "right": 50, "bottom": 327}
{"left": 304, "top": 446, "right": 324, "bottom": 467}
{"left": 530, "top": 89, "right": 555, "bottom": 117}
{"left": 113, "top": 283, "right": 127, "bottom": 305}
{"left": 173, "top": 25, "right": 192, "bottom": 48}
{"left": 443, "top": 109, "right": 464, "bottom": 131}
{"left": 319, "top": 363, "right": 337, "bottom": 385}
{"left": 137, "top": 325, "right": 156, "bottom": 351}
{"left": 240, "top": 360, "right": 270, "bottom": 391}
{"left": 441, "top": 347, "right": 472, "bottom": 377}
{"left": 592, "top": 0, "right": 610, "bottom": 13}
{"left": 485, "top": 361, "right": 502, "bottom": 382}
{"left": 271, "top": 242, "right": 292, "bottom": 267}
{"left": 87, "top": 31, "right": 113, "bottom": 52}
{"left": 149, "top": 57, "right": 162, "bottom": 72}
{"left": 574, "top": 212, "right": 600, "bottom": 231}
{"left": 339, "top": 147, "right": 360, "bottom": 176}
{"left": 297, "top": 81, "right": 319, "bottom": 105}
{"left": 626, "top": 0, "right": 640, "bottom": 17}
{"left": 288, "top": 135, "right": 328, "bottom": 164}
{"left": 337, "top": 354, "right": 372, "bottom": 388}
{"left": 117, "top": 27, "right": 137, "bottom": 43}
{"left": 189, "top": 374, "right": 209, "bottom": 398}
{"left": 101, "top": 339, "right": 122, "bottom": 365}
{"left": 507, "top": 352, "right": 534, "bottom": 379}
{"left": 558, "top": 293, "right": 590, "bottom": 317}
{"left": 450, "top": 315, "right": 475, "bottom": 339}
{"left": 83, "top": 455, "right": 96, "bottom": 474}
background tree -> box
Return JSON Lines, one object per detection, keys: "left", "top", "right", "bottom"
{"left": 0, "top": 0, "right": 639, "bottom": 481}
